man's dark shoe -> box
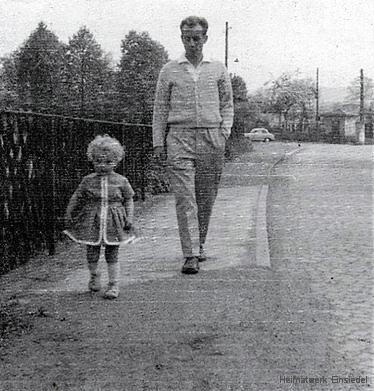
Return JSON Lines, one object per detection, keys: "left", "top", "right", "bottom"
{"left": 181, "top": 257, "right": 200, "bottom": 274}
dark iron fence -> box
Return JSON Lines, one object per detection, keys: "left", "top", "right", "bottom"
{"left": 0, "top": 110, "right": 153, "bottom": 275}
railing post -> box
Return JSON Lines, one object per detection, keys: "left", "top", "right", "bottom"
{"left": 141, "top": 126, "right": 146, "bottom": 201}
{"left": 121, "top": 124, "right": 126, "bottom": 176}
{"left": 0, "top": 112, "right": 8, "bottom": 272}
{"left": 47, "top": 117, "right": 56, "bottom": 255}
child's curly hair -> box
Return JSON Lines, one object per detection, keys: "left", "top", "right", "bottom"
{"left": 87, "top": 134, "right": 125, "bottom": 163}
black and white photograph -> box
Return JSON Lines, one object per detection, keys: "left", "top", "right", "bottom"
{"left": 0, "top": 0, "right": 373, "bottom": 389}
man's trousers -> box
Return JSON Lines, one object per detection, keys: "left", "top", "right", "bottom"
{"left": 166, "top": 127, "right": 227, "bottom": 258}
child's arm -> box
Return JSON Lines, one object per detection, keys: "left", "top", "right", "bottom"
{"left": 121, "top": 176, "right": 135, "bottom": 230}
{"left": 64, "top": 180, "right": 86, "bottom": 226}
{"left": 65, "top": 191, "right": 79, "bottom": 225}
{"left": 123, "top": 197, "right": 134, "bottom": 230}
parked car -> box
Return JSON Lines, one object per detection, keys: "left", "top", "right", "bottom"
{"left": 244, "top": 128, "right": 275, "bottom": 142}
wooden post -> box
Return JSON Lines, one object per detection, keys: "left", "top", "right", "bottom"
{"left": 357, "top": 69, "right": 365, "bottom": 144}
{"left": 47, "top": 117, "right": 56, "bottom": 255}
{"left": 140, "top": 126, "right": 146, "bottom": 201}
{"left": 360, "top": 69, "right": 364, "bottom": 123}
{"left": 121, "top": 124, "right": 126, "bottom": 176}
{"left": 225, "top": 22, "right": 228, "bottom": 68}
{"left": 316, "top": 68, "right": 320, "bottom": 139}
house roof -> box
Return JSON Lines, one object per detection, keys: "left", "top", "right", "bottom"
{"left": 320, "top": 109, "right": 358, "bottom": 118}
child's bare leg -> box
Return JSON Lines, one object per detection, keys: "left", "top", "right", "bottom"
{"left": 103, "top": 245, "right": 120, "bottom": 299}
{"left": 87, "top": 245, "right": 101, "bottom": 292}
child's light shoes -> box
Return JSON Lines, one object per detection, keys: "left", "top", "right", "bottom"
{"left": 103, "top": 283, "right": 119, "bottom": 299}
{"left": 87, "top": 260, "right": 101, "bottom": 291}
{"left": 88, "top": 272, "right": 101, "bottom": 292}
{"left": 104, "top": 263, "right": 120, "bottom": 299}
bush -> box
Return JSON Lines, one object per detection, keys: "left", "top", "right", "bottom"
{"left": 225, "top": 135, "right": 253, "bottom": 160}
{"left": 144, "top": 159, "right": 170, "bottom": 195}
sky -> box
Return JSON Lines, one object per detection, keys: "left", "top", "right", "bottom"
{"left": 0, "top": 0, "right": 373, "bottom": 92}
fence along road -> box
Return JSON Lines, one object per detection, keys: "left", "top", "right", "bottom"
{"left": 0, "top": 110, "right": 152, "bottom": 275}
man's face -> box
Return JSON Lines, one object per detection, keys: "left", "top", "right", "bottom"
{"left": 181, "top": 24, "right": 208, "bottom": 58}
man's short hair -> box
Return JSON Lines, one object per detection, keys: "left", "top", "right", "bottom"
{"left": 180, "top": 16, "right": 208, "bottom": 35}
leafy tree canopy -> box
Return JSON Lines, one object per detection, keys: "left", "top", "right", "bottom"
{"left": 231, "top": 74, "right": 248, "bottom": 102}
{"left": 118, "top": 30, "right": 169, "bottom": 123}
{"left": 17, "top": 22, "right": 64, "bottom": 80}
{"left": 16, "top": 21, "right": 65, "bottom": 112}
{"left": 62, "top": 26, "right": 114, "bottom": 117}
{"left": 0, "top": 53, "right": 19, "bottom": 109}
{"left": 266, "top": 72, "right": 315, "bottom": 115}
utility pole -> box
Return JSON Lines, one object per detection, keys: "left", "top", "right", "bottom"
{"left": 360, "top": 68, "right": 364, "bottom": 123}
{"left": 225, "top": 21, "right": 228, "bottom": 68}
{"left": 357, "top": 69, "right": 365, "bottom": 144}
{"left": 316, "top": 67, "right": 319, "bottom": 134}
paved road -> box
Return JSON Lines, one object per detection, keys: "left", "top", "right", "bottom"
{"left": 268, "top": 143, "right": 373, "bottom": 386}
{"left": 0, "top": 142, "right": 372, "bottom": 390}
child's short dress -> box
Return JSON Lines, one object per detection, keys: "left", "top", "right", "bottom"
{"left": 64, "top": 172, "right": 135, "bottom": 246}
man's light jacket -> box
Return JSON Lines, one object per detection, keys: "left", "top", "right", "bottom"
{"left": 153, "top": 55, "right": 234, "bottom": 147}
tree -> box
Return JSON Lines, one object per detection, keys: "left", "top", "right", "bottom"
{"left": 0, "top": 53, "right": 20, "bottom": 109}
{"left": 345, "top": 75, "right": 374, "bottom": 109}
{"left": 231, "top": 74, "right": 249, "bottom": 102}
{"left": 247, "top": 88, "right": 273, "bottom": 126}
{"left": 223, "top": 74, "right": 254, "bottom": 158}
{"left": 265, "top": 72, "right": 315, "bottom": 129}
{"left": 62, "top": 26, "right": 115, "bottom": 117}
{"left": 117, "top": 31, "right": 169, "bottom": 123}
{"left": 16, "top": 22, "right": 65, "bottom": 113}
{"left": 230, "top": 74, "right": 252, "bottom": 137}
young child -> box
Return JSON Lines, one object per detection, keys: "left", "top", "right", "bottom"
{"left": 64, "top": 134, "right": 135, "bottom": 299}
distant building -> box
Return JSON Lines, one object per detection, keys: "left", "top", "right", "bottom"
{"left": 320, "top": 109, "right": 358, "bottom": 141}
{"left": 320, "top": 107, "right": 373, "bottom": 142}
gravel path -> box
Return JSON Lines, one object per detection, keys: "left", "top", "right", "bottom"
{"left": 2, "top": 142, "right": 371, "bottom": 390}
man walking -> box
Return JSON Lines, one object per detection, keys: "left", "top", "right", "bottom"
{"left": 153, "top": 16, "right": 233, "bottom": 274}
